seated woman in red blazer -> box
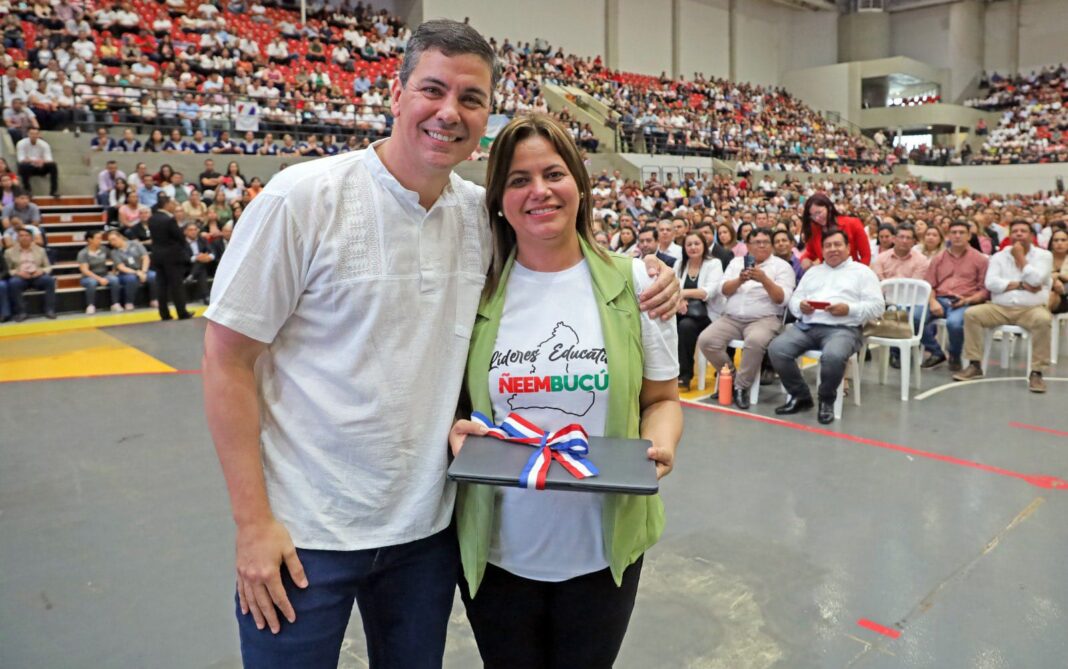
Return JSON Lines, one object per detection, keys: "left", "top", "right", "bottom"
{"left": 799, "top": 192, "right": 871, "bottom": 269}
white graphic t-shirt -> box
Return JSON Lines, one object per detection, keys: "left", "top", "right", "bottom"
{"left": 487, "top": 257, "right": 678, "bottom": 581}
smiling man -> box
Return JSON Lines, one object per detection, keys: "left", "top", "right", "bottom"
{"left": 202, "top": 19, "right": 678, "bottom": 669}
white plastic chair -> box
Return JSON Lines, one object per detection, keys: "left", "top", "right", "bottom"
{"left": 799, "top": 350, "right": 861, "bottom": 420}
{"left": 861, "top": 278, "right": 932, "bottom": 401}
{"left": 1052, "top": 312, "right": 1068, "bottom": 364}
{"left": 982, "top": 324, "right": 1032, "bottom": 378}
{"left": 696, "top": 343, "right": 760, "bottom": 405}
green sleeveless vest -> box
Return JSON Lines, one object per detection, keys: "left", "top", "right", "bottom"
{"left": 455, "top": 238, "right": 665, "bottom": 596}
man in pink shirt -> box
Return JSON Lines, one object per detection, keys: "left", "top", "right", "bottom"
{"left": 919, "top": 220, "right": 989, "bottom": 371}
{"left": 872, "top": 223, "right": 929, "bottom": 281}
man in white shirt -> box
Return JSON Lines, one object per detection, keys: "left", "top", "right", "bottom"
{"left": 657, "top": 217, "right": 682, "bottom": 262}
{"left": 202, "top": 19, "right": 678, "bottom": 668}
{"left": 16, "top": 128, "right": 60, "bottom": 198}
{"left": 698, "top": 227, "right": 795, "bottom": 410}
{"left": 768, "top": 228, "right": 884, "bottom": 423}
{"left": 954, "top": 219, "right": 1053, "bottom": 392}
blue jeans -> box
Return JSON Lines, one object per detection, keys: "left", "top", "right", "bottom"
{"left": 81, "top": 275, "right": 121, "bottom": 307}
{"left": 118, "top": 271, "right": 158, "bottom": 305}
{"left": 8, "top": 274, "right": 56, "bottom": 315}
{"left": 919, "top": 296, "right": 967, "bottom": 359}
{"left": 236, "top": 526, "right": 459, "bottom": 669}
{"left": 0, "top": 279, "right": 10, "bottom": 319}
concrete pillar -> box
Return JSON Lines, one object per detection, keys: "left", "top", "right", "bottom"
{"left": 947, "top": 0, "right": 984, "bottom": 102}
{"left": 837, "top": 11, "right": 890, "bottom": 63}
{"left": 605, "top": 0, "right": 619, "bottom": 71}
{"left": 728, "top": 0, "right": 736, "bottom": 81}
{"left": 671, "top": 0, "right": 681, "bottom": 80}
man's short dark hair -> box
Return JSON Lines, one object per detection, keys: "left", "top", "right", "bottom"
{"left": 896, "top": 222, "right": 916, "bottom": 239}
{"left": 822, "top": 227, "right": 849, "bottom": 247}
{"left": 638, "top": 225, "right": 658, "bottom": 240}
{"left": 156, "top": 193, "right": 171, "bottom": 209}
{"left": 747, "top": 227, "right": 773, "bottom": 243}
{"left": 948, "top": 219, "right": 970, "bottom": 232}
{"left": 12, "top": 186, "right": 28, "bottom": 199}
{"left": 1010, "top": 219, "right": 1033, "bottom": 231}
{"left": 877, "top": 222, "right": 897, "bottom": 237}
{"left": 399, "top": 19, "right": 500, "bottom": 91}
{"left": 772, "top": 229, "right": 791, "bottom": 243}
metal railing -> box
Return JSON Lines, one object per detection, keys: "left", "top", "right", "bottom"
{"left": 47, "top": 83, "right": 394, "bottom": 143}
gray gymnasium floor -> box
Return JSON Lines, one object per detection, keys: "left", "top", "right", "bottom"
{"left": 2, "top": 318, "right": 1066, "bottom": 668}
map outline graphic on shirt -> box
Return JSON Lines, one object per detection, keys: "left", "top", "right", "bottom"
{"left": 507, "top": 321, "right": 597, "bottom": 417}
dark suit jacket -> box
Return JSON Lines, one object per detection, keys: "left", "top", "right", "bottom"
{"left": 147, "top": 211, "right": 190, "bottom": 266}
{"left": 654, "top": 251, "right": 676, "bottom": 268}
{"left": 709, "top": 243, "right": 733, "bottom": 271}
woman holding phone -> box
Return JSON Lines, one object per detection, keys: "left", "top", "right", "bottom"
{"left": 452, "top": 114, "right": 683, "bottom": 669}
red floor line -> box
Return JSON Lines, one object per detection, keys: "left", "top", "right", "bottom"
{"left": 0, "top": 369, "right": 202, "bottom": 385}
{"left": 1009, "top": 422, "right": 1068, "bottom": 439}
{"left": 682, "top": 400, "right": 1068, "bottom": 491}
{"left": 857, "top": 618, "right": 901, "bottom": 639}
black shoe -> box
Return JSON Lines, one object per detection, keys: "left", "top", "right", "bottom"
{"left": 13, "top": 313, "right": 27, "bottom": 322}
{"left": 0, "top": 314, "right": 10, "bottom": 323}
{"left": 733, "top": 387, "right": 751, "bottom": 411}
{"left": 177, "top": 313, "right": 193, "bottom": 320}
{"left": 44, "top": 312, "right": 56, "bottom": 319}
{"left": 889, "top": 355, "right": 900, "bottom": 369}
{"left": 921, "top": 353, "right": 947, "bottom": 369}
{"left": 817, "top": 400, "right": 835, "bottom": 424}
{"left": 678, "top": 378, "right": 691, "bottom": 390}
{"left": 760, "top": 368, "right": 777, "bottom": 386}
{"left": 948, "top": 357, "right": 962, "bottom": 373}
{"left": 775, "top": 395, "right": 813, "bottom": 415}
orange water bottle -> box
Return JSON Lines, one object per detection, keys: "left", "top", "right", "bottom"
{"left": 718, "top": 365, "right": 733, "bottom": 405}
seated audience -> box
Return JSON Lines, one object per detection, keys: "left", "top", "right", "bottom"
{"left": 15, "top": 128, "right": 59, "bottom": 198}
{"left": 636, "top": 224, "right": 676, "bottom": 268}
{"left": 4, "top": 227, "right": 56, "bottom": 320}
{"left": 768, "top": 228, "right": 884, "bottom": 424}
{"left": 921, "top": 220, "right": 990, "bottom": 371}
{"left": 78, "top": 230, "right": 123, "bottom": 313}
{"left": 871, "top": 223, "right": 929, "bottom": 281}
{"left": 1050, "top": 228, "right": 1068, "bottom": 314}
{"left": 698, "top": 228, "right": 795, "bottom": 409}
{"left": 675, "top": 232, "right": 724, "bottom": 389}
{"left": 107, "top": 229, "right": 158, "bottom": 310}
{"left": 184, "top": 221, "right": 218, "bottom": 303}
{"left": 954, "top": 220, "right": 1054, "bottom": 392}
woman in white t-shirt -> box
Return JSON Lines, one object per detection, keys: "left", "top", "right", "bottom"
{"left": 452, "top": 113, "right": 682, "bottom": 668}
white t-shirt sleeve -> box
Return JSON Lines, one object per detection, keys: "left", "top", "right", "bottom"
{"left": 630, "top": 258, "right": 680, "bottom": 381}
{"left": 204, "top": 192, "right": 308, "bottom": 343}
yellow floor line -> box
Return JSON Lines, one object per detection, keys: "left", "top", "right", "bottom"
{"left": 0, "top": 328, "right": 177, "bottom": 382}
{"left": 0, "top": 306, "right": 207, "bottom": 339}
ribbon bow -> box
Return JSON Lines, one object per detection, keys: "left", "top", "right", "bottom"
{"left": 471, "top": 412, "right": 599, "bottom": 490}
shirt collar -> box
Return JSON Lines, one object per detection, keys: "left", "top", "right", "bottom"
{"left": 363, "top": 138, "right": 457, "bottom": 213}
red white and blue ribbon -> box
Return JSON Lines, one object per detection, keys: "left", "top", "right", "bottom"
{"left": 471, "top": 411, "right": 599, "bottom": 490}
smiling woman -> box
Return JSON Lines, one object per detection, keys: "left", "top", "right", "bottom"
{"left": 455, "top": 113, "right": 683, "bottom": 668}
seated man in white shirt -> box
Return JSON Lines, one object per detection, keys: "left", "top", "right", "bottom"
{"left": 954, "top": 219, "right": 1053, "bottom": 392}
{"left": 657, "top": 218, "right": 682, "bottom": 263}
{"left": 697, "top": 227, "right": 795, "bottom": 410}
{"left": 768, "top": 228, "right": 884, "bottom": 424}
{"left": 15, "top": 128, "right": 60, "bottom": 198}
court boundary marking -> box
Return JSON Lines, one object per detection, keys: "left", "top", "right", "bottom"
{"left": 680, "top": 398, "right": 1068, "bottom": 490}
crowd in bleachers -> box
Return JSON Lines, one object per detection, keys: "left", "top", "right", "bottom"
{"left": 964, "top": 64, "right": 1068, "bottom": 165}
{"left": 584, "top": 168, "right": 1066, "bottom": 394}
{"left": 3, "top": 0, "right": 908, "bottom": 170}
